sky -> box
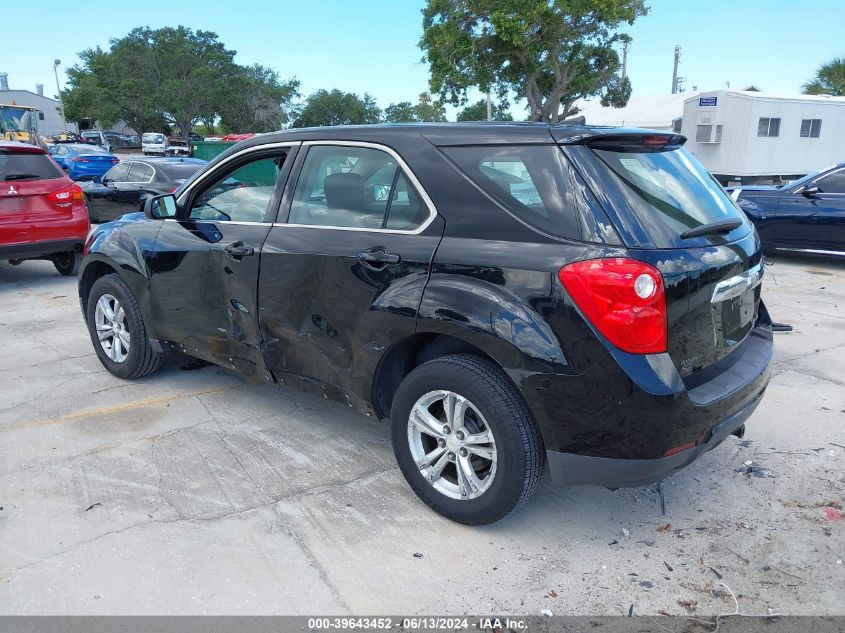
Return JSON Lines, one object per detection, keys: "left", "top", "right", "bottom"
{"left": 0, "top": 0, "right": 841, "bottom": 119}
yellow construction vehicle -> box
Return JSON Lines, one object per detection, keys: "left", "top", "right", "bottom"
{"left": 0, "top": 103, "right": 47, "bottom": 147}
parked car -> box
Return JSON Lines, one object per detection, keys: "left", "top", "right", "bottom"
{"left": 80, "top": 130, "right": 113, "bottom": 153}
{"left": 166, "top": 137, "right": 191, "bottom": 157}
{"left": 1, "top": 141, "right": 89, "bottom": 275}
{"left": 80, "top": 157, "right": 207, "bottom": 223}
{"left": 728, "top": 163, "right": 845, "bottom": 257}
{"left": 48, "top": 143, "right": 120, "bottom": 181}
{"left": 142, "top": 133, "right": 167, "bottom": 156}
{"left": 78, "top": 124, "right": 773, "bottom": 524}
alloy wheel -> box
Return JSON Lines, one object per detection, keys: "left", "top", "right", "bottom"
{"left": 407, "top": 390, "right": 498, "bottom": 500}
{"left": 94, "top": 293, "right": 130, "bottom": 363}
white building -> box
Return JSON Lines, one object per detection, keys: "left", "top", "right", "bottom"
{"left": 681, "top": 90, "right": 845, "bottom": 184}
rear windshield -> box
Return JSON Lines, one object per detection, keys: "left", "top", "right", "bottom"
{"left": 443, "top": 145, "right": 584, "bottom": 240}
{"left": 0, "top": 151, "right": 63, "bottom": 181}
{"left": 162, "top": 164, "right": 204, "bottom": 181}
{"left": 589, "top": 146, "right": 747, "bottom": 248}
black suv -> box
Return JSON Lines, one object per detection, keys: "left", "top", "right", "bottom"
{"left": 78, "top": 123, "right": 773, "bottom": 524}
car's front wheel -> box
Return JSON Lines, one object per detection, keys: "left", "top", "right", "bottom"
{"left": 391, "top": 354, "right": 544, "bottom": 525}
{"left": 85, "top": 273, "right": 161, "bottom": 379}
{"left": 53, "top": 251, "right": 81, "bottom": 276}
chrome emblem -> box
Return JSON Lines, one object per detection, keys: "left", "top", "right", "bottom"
{"left": 7, "top": 185, "right": 18, "bottom": 195}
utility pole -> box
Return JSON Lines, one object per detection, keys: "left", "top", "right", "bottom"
{"left": 671, "top": 45, "right": 681, "bottom": 94}
{"left": 621, "top": 40, "right": 630, "bottom": 80}
{"left": 53, "top": 59, "right": 68, "bottom": 133}
{"left": 486, "top": 92, "right": 492, "bottom": 121}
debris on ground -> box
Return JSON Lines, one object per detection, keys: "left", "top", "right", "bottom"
{"left": 824, "top": 508, "right": 844, "bottom": 521}
{"left": 412, "top": 552, "right": 423, "bottom": 558}
{"left": 540, "top": 609, "right": 553, "bottom": 617}
{"left": 84, "top": 502, "right": 101, "bottom": 512}
{"left": 656, "top": 523, "right": 672, "bottom": 533}
{"left": 663, "top": 561, "right": 674, "bottom": 572}
{"left": 548, "top": 590, "right": 558, "bottom": 598}
{"left": 639, "top": 581, "right": 653, "bottom": 589}
{"left": 637, "top": 539, "right": 656, "bottom": 546}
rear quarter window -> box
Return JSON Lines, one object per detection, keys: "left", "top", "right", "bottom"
{"left": 442, "top": 144, "right": 615, "bottom": 243}
{"left": 0, "top": 151, "right": 63, "bottom": 181}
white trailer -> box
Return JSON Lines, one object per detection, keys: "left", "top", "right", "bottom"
{"left": 681, "top": 90, "right": 845, "bottom": 185}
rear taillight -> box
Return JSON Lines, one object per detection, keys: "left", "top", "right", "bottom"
{"left": 48, "top": 184, "right": 84, "bottom": 209}
{"left": 558, "top": 258, "right": 667, "bottom": 354}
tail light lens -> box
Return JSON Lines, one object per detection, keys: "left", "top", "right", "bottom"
{"left": 48, "top": 184, "right": 84, "bottom": 209}
{"left": 558, "top": 258, "right": 667, "bottom": 354}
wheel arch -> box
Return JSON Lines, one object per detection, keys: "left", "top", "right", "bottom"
{"left": 371, "top": 332, "right": 503, "bottom": 420}
{"left": 78, "top": 254, "right": 152, "bottom": 332}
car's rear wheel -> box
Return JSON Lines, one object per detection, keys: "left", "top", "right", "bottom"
{"left": 86, "top": 273, "right": 160, "bottom": 379}
{"left": 391, "top": 354, "right": 544, "bottom": 525}
{"left": 53, "top": 251, "right": 81, "bottom": 276}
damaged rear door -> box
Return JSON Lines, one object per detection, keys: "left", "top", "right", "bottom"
{"left": 148, "top": 143, "right": 299, "bottom": 376}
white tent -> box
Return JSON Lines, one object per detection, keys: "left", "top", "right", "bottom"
{"left": 573, "top": 93, "right": 698, "bottom": 131}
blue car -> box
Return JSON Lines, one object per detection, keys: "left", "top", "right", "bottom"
{"left": 48, "top": 143, "right": 120, "bottom": 181}
{"left": 728, "top": 163, "right": 845, "bottom": 257}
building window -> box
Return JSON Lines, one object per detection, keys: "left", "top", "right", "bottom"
{"left": 672, "top": 118, "right": 682, "bottom": 133}
{"left": 757, "top": 117, "right": 780, "bottom": 137}
{"left": 800, "top": 119, "right": 822, "bottom": 138}
{"left": 696, "top": 125, "right": 712, "bottom": 142}
{"left": 714, "top": 125, "right": 723, "bottom": 143}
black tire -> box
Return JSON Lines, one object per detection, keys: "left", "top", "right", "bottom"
{"left": 86, "top": 273, "right": 161, "bottom": 379}
{"left": 391, "top": 354, "right": 544, "bottom": 525}
{"left": 53, "top": 251, "right": 81, "bottom": 276}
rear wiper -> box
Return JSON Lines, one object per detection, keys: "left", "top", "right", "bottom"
{"left": 4, "top": 173, "right": 41, "bottom": 181}
{"left": 680, "top": 218, "right": 743, "bottom": 239}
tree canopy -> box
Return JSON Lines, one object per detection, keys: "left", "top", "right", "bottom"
{"left": 63, "top": 26, "right": 298, "bottom": 137}
{"left": 383, "top": 93, "right": 447, "bottom": 122}
{"left": 292, "top": 89, "right": 382, "bottom": 127}
{"left": 420, "top": 0, "right": 647, "bottom": 121}
{"left": 456, "top": 98, "right": 513, "bottom": 121}
{"left": 803, "top": 57, "right": 845, "bottom": 96}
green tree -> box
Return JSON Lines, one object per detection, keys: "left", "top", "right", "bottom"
{"left": 456, "top": 98, "right": 513, "bottom": 121}
{"left": 383, "top": 92, "right": 448, "bottom": 122}
{"left": 803, "top": 57, "right": 845, "bottom": 96}
{"left": 420, "top": 0, "right": 647, "bottom": 122}
{"left": 292, "top": 89, "right": 382, "bottom": 127}
{"left": 218, "top": 64, "right": 300, "bottom": 133}
{"left": 63, "top": 26, "right": 298, "bottom": 137}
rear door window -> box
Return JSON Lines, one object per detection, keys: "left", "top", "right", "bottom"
{"left": 288, "top": 145, "right": 430, "bottom": 231}
{"left": 0, "top": 151, "right": 63, "bottom": 181}
{"left": 442, "top": 145, "right": 583, "bottom": 240}
{"left": 588, "top": 145, "right": 747, "bottom": 248}
{"left": 128, "top": 163, "right": 154, "bottom": 182}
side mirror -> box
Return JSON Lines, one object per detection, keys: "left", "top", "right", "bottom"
{"left": 143, "top": 194, "right": 178, "bottom": 219}
{"left": 802, "top": 186, "right": 820, "bottom": 198}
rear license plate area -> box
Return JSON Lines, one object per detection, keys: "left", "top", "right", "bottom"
{"left": 712, "top": 286, "right": 758, "bottom": 347}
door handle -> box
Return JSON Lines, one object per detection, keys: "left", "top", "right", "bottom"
{"left": 356, "top": 248, "right": 401, "bottom": 267}
{"left": 224, "top": 241, "right": 255, "bottom": 259}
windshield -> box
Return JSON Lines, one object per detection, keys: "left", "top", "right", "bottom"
{"left": 784, "top": 164, "right": 840, "bottom": 190}
{"left": 69, "top": 143, "right": 110, "bottom": 154}
{"left": 143, "top": 133, "right": 165, "bottom": 143}
{"left": 0, "top": 107, "right": 31, "bottom": 132}
{"left": 590, "top": 146, "right": 747, "bottom": 248}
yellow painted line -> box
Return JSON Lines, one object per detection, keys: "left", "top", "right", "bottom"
{"left": 2, "top": 385, "right": 235, "bottom": 433}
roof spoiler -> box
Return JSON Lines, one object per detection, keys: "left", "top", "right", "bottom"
{"left": 561, "top": 132, "right": 687, "bottom": 149}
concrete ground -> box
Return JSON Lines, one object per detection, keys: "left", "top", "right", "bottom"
{"left": 0, "top": 255, "right": 843, "bottom": 616}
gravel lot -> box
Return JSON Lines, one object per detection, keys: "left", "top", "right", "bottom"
{"left": 0, "top": 255, "right": 843, "bottom": 616}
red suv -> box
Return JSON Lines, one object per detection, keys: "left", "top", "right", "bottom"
{"left": 0, "top": 142, "right": 90, "bottom": 275}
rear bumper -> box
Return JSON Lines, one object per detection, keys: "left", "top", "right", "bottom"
{"left": 520, "top": 304, "right": 773, "bottom": 484}
{"left": 544, "top": 389, "right": 763, "bottom": 488}
{"left": 1, "top": 238, "right": 84, "bottom": 260}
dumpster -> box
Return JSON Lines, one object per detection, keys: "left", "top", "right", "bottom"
{"left": 191, "top": 140, "right": 235, "bottom": 161}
